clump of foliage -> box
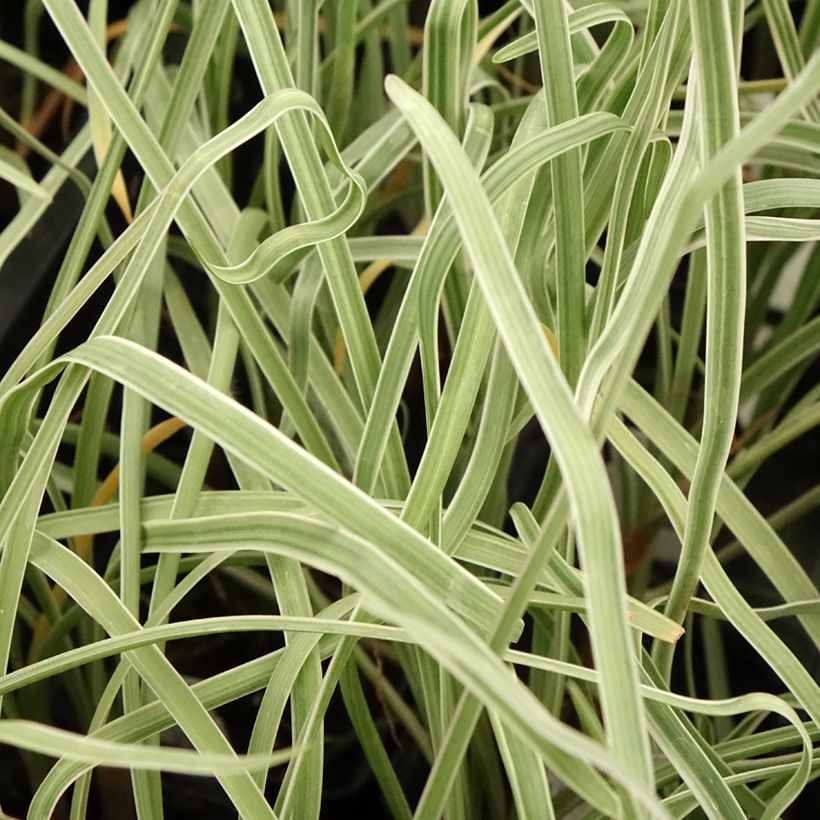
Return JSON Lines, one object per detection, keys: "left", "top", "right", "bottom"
{"left": 1, "top": 0, "right": 819, "bottom": 817}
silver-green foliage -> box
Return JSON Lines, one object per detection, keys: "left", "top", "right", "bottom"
{"left": 1, "top": 0, "right": 819, "bottom": 817}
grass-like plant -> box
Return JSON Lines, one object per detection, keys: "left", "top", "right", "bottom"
{"left": 1, "top": 0, "right": 819, "bottom": 817}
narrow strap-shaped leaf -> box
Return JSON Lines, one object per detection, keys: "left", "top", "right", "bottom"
{"left": 385, "top": 74, "right": 654, "bottom": 790}
{"left": 653, "top": 0, "right": 747, "bottom": 675}
{"left": 2, "top": 336, "right": 507, "bottom": 636}
{"left": 532, "top": 0, "right": 587, "bottom": 383}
